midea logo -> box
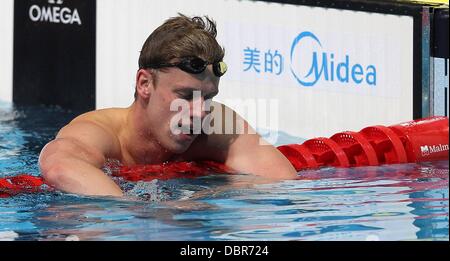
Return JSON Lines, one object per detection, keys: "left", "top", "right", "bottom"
{"left": 290, "top": 31, "right": 377, "bottom": 87}
{"left": 29, "top": 0, "right": 82, "bottom": 26}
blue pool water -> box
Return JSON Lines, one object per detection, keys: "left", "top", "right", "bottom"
{"left": 0, "top": 102, "right": 448, "bottom": 241}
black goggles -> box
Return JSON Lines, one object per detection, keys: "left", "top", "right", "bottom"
{"left": 143, "top": 57, "right": 227, "bottom": 77}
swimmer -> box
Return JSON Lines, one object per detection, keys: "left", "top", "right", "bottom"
{"left": 38, "top": 14, "right": 297, "bottom": 197}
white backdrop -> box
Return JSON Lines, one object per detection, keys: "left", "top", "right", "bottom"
{"left": 0, "top": 0, "right": 14, "bottom": 103}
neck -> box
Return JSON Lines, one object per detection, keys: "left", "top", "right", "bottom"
{"left": 122, "top": 101, "right": 173, "bottom": 165}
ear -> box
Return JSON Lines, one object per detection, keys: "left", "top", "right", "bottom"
{"left": 135, "top": 69, "right": 155, "bottom": 99}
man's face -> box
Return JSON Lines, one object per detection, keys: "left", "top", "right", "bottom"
{"left": 145, "top": 65, "right": 219, "bottom": 154}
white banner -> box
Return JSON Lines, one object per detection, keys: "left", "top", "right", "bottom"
{"left": 0, "top": 0, "right": 14, "bottom": 103}
{"left": 215, "top": 3, "right": 414, "bottom": 139}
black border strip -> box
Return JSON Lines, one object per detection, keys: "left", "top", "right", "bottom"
{"left": 0, "top": 241, "right": 448, "bottom": 259}
{"left": 413, "top": 6, "right": 425, "bottom": 119}
{"left": 445, "top": 86, "right": 447, "bottom": 117}
{"left": 257, "top": 0, "right": 426, "bottom": 119}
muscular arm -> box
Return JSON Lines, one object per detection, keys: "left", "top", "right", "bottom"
{"left": 38, "top": 120, "right": 123, "bottom": 196}
{"left": 190, "top": 102, "right": 297, "bottom": 180}
{"left": 221, "top": 130, "right": 297, "bottom": 180}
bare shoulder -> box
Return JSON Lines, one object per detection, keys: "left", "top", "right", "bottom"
{"left": 54, "top": 108, "right": 128, "bottom": 158}
{"left": 71, "top": 108, "right": 127, "bottom": 131}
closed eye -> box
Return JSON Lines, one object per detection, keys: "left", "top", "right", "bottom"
{"left": 176, "top": 91, "right": 218, "bottom": 101}
{"left": 180, "top": 93, "right": 193, "bottom": 100}
{"left": 176, "top": 90, "right": 195, "bottom": 100}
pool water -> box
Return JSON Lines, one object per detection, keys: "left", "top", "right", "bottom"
{"left": 0, "top": 102, "right": 448, "bottom": 241}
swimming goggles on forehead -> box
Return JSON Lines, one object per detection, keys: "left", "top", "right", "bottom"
{"left": 143, "top": 56, "right": 228, "bottom": 77}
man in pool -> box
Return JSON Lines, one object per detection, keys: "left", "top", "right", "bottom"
{"left": 38, "top": 14, "right": 297, "bottom": 197}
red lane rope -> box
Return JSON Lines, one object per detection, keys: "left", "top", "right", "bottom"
{"left": 0, "top": 174, "right": 45, "bottom": 197}
{"left": 112, "top": 160, "right": 233, "bottom": 182}
{"left": 0, "top": 161, "right": 233, "bottom": 197}
{"left": 1, "top": 116, "right": 448, "bottom": 197}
